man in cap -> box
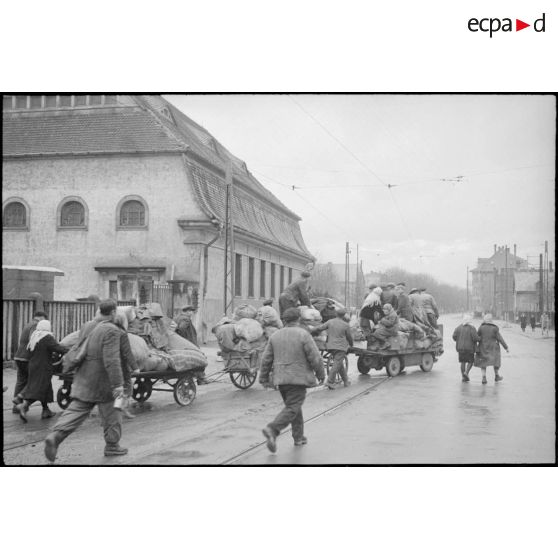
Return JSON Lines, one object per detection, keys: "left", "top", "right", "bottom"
{"left": 420, "top": 288, "right": 439, "bottom": 329}
{"left": 278, "top": 271, "right": 312, "bottom": 316}
{"left": 260, "top": 307, "right": 325, "bottom": 452}
{"left": 315, "top": 307, "right": 353, "bottom": 389}
{"left": 176, "top": 305, "right": 209, "bottom": 385}
{"left": 394, "top": 283, "right": 413, "bottom": 322}
{"left": 380, "top": 283, "right": 398, "bottom": 310}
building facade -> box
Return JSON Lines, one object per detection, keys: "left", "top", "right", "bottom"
{"left": 2, "top": 94, "right": 314, "bottom": 339}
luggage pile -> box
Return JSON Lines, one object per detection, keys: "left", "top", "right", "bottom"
{"left": 299, "top": 305, "right": 327, "bottom": 350}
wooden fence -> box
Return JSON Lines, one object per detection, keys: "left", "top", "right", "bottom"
{"left": 3, "top": 299, "right": 36, "bottom": 361}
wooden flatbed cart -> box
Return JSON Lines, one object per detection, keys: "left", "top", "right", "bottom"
{"left": 55, "top": 367, "right": 203, "bottom": 409}
{"left": 348, "top": 345, "right": 443, "bottom": 377}
{"left": 209, "top": 347, "right": 263, "bottom": 389}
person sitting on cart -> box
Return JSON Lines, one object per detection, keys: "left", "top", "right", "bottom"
{"left": 395, "top": 283, "right": 413, "bottom": 322}
{"left": 315, "top": 307, "right": 353, "bottom": 389}
{"left": 370, "top": 304, "right": 400, "bottom": 349}
{"left": 359, "top": 285, "right": 383, "bottom": 340}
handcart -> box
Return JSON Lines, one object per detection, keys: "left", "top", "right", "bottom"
{"left": 209, "top": 347, "right": 263, "bottom": 389}
{"left": 55, "top": 366, "right": 203, "bottom": 409}
{"left": 315, "top": 338, "right": 347, "bottom": 384}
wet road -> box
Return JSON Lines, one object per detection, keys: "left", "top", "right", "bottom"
{"left": 2, "top": 314, "right": 555, "bottom": 464}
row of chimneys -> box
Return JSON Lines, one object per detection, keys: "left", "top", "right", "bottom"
{"left": 493, "top": 244, "right": 517, "bottom": 257}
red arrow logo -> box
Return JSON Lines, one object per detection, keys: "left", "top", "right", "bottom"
{"left": 516, "top": 19, "right": 530, "bottom": 31}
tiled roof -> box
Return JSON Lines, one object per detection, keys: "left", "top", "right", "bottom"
{"left": 2, "top": 109, "right": 184, "bottom": 156}
{"left": 188, "top": 162, "right": 313, "bottom": 259}
{"left": 139, "top": 96, "right": 299, "bottom": 219}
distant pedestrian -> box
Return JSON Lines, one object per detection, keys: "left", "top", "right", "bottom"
{"left": 259, "top": 307, "right": 325, "bottom": 452}
{"left": 176, "top": 305, "right": 198, "bottom": 346}
{"left": 278, "top": 271, "right": 312, "bottom": 316}
{"left": 475, "top": 313, "right": 509, "bottom": 384}
{"left": 16, "top": 320, "right": 68, "bottom": 422}
{"left": 44, "top": 299, "right": 128, "bottom": 463}
{"left": 530, "top": 315, "right": 536, "bottom": 333}
{"left": 519, "top": 314, "right": 527, "bottom": 332}
{"left": 452, "top": 314, "right": 479, "bottom": 382}
{"left": 12, "top": 311, "right": 48, "bottom": 413}
{"left": 541, "top": 313, "right": 550, "bottom": 337}
{"left": 316, "top": 308, "right": 353, "bottom": 389}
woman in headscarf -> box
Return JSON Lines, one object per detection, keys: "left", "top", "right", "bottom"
{"left": 475, "top": 313, "right": 509, "bottom": 384}
{"left": 359, "top": 286, "right": 384, "bottom": 339}
{"left": 452, "top": 313, "right": 479, "bottom": 382}
{"left": 17, "top": 320, "right": 68, "bottom": 422}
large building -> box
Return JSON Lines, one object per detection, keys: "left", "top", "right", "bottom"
{"left": 2, "top": 94, "right": 314, "bottom": 339}
{"left": 471, "top": 244, "right": 554, "bottom": 322}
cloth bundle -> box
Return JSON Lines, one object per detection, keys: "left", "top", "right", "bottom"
{"left": 60, "top": 330, "right": 80, "bottom": 349}
{"left": 167, "top": 349, "right": 208, "bottom": 372}
{"left": 233, "top": 304, "right": 258, "bottom": 320}
{"left": 256, "top": 306, "right": 282, "bottom": 328}
{"left": 167, "top": 331, "right": 199, "bottom": 351}
{"left": 127, "top": 333, "right": 150, "bottom": 368}
{"left": 234, "top": 318, "right": 264, "bottom": 343}
{"left": 142, "top": 349, "right": 174, "bottom": 372}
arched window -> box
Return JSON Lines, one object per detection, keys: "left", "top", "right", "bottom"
{"left": 116, "top": 196, "right": 149, "bottom": 229}
{"left": 57, "top": 197, "right": 88, "bottom": 230}
{"left": 3, "top": 199, "right": 29, "bottom": 230}
{"left": 61, "top": 201, "right": 85, "bottom": 227}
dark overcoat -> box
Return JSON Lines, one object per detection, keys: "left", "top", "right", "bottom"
{"left": 21, "top": 335, "right": 68, "bottom": 402}
{"left": 476, "top": 322, "right": 508, "bottom": 368}
{"left": 452, "top": 324, "right": 479, "bottom": 352}
{"left": 71, "top": 318, "right": 124, "bottom": 403}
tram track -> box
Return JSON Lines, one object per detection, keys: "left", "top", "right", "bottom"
{"left": 220, "top": 376, "right": 390, "bottom": 465}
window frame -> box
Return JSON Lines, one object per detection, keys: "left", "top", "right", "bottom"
{"left": 57, "top": 196, "right": 88, "bottom": 230}
{"left": 248, "top": 257, "right": 255, "bottom": 298}
{"left": 270, "top": 263, "right": 276, "bottom": 299}
{"left": 2, "top": 197, "right": 30, "bottom": 231}
{"left": 235, "top": 253, "right": 242, "bottom": 297}
{"left": 116, "top": 195, "right": 149, "bottom": 230}
{"left": 260, "top": 260, "right": 266, "bottom": 298}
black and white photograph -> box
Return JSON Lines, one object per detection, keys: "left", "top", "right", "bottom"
{"left": 2, "top": 93, "right": 555, "bottom": 466}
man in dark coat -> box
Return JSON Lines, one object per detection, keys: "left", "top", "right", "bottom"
{"left": 394, "top": 283, "right": 413, "bottom": 322}
{"left": 176, "top": 305, "right": 198, "bottom": 346}
{"left": 259, "top": 307, "right": 325, "bottom": 452}
{"left": 278, "top": 271, "right": 312, "bottom": 316}
{"left": 380, "top": 283, "right": 398, "bottom": 310}
{"left": 315, "top": 308, "right": 353, "bottom": 389}
{"left": 452, "top": 314, "right": 479, "bottom": 382}
{"left": 12, "top": 311, "right": 48, "bottom": 413}
{"left": 44, "top": 299, "right": 128, "bottom": 462}
{"left": 475, "top": 314, "right": 509, "bottom": 384}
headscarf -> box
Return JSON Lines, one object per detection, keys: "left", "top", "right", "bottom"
{"left": 27, "top": 319, "right": 53, "bottom": 351}
{"left": 383, "top": 303, "right": 394, "bottom": 314}
{"left": 461, "top": 313, "right": 473, "bottom": 325}
{"left": 363, "top": 287, "right": 383, "bottom": 307}
{"left": 483, "top": 313, "right": 493, "bottom": 324}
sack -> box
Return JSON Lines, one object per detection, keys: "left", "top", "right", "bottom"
{"left": 127, "top": 333, "right": 150, "bottom": 368}
{"left": 168, "top": 349, "right": 208, "bottom": 372}
{"left": 234, "top": 318, "right": 264, "bottom": 342}
{"left": 300, "top": 306, "right": 321, "bottom": 322}
{"left": 256, "top": 306, "right": 282, "bottom": 328}
{"left": 167, "top": 331, "right": 199, "bottom": 351}
{"left": 60, "top": 330, "right": 80, "bottom": 349}
{"left": 233, "top": 304, "right": 258, "bottom": 320}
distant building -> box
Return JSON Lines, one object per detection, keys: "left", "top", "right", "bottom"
{"left": 2, "top": 94, "right": 314, "bottom": 339}
{"left": 471, "top": 244, "right": 554, "bottom": 322}
{"left": 311, "top": 262, "right": 365, "bottom": 307}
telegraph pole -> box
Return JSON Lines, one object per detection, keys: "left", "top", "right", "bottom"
{"left": 344, "top": 242, "right": 350, "bottom": 306}
{"left": 223, "top": 161, "right": 235, "bottom": 315}
{"left": 466, "top": 266, "right": 469, "bottom": 312}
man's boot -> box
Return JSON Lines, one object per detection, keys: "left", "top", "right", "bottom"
{"left": 44, "top": 431, "right": 64, "bottom": 463}
{"left": 104, "top": 444, "right": 128, "bottom": 457}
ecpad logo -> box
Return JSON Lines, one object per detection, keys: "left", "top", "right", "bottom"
{"left": 468, "top": 13, "right": 546, "bottom": 37}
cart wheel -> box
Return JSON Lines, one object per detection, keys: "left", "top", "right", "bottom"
{"left": 420, "top": 352, "right": 434, "bottom": 372}
{"left": 386, "top": 356, "right": 402, "bottom": 377}
{"left": 229, "top": 368, "right": 258, "bottom": 389}
{"left": 357, "top": 355, "right": 370, "bottom": 374}
{"left": 326, "top": 353, "right": 349, "bottom": 383}
{"left": 57, "top": 383, "right": 72, "bottom": 410}
{"left": 173, "top": 376, "right": 197, "bottom": 406}
{"left": 132, "top": 377, "right": 153, "bottom": 402}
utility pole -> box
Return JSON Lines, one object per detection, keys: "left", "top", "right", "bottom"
{"left": 504, "top": 245, "right": 508, "bottom": 322}
{"left": 344, "top": 242, "right": 350, "bottom": 307}
{"left": 355, "top": 243, "right": 359, "bottom": 307}
{"left": 466, "top": 266, "right": 469, "bottom": 312}
{"left": 545, "top": 240, "right": 549, "bottom": 313}
{"left": 223, "top": 161, "right": 235, "bottom": 315}
{"left": 539, "top": 253, "right": 544, "bottom": 316}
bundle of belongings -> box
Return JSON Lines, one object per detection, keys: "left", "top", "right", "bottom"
{"left": 212, "top": 304, "right": 281, "bottom": 358}
{"left": 61, "top": 303, "right": 208, "bottom": 375}
{"left": 299, "top": 305, "right": 327, "bottom": 350}
{"left": 365, "top": 305, "right": 442, "bottom": 352}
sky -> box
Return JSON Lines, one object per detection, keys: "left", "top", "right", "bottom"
{"left": 165, "top": 94, "right": 556, "bottom": 288}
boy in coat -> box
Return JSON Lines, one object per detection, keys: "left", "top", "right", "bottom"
{"left": 452, "top": 314, "right": 479, "bottom": 382}
{"left": 259, "top": 307, "right": 325, "bottom": 452}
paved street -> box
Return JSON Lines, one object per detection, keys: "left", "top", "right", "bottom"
{"left": 2, "top": 314, "right": 555, "bottom": 465}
